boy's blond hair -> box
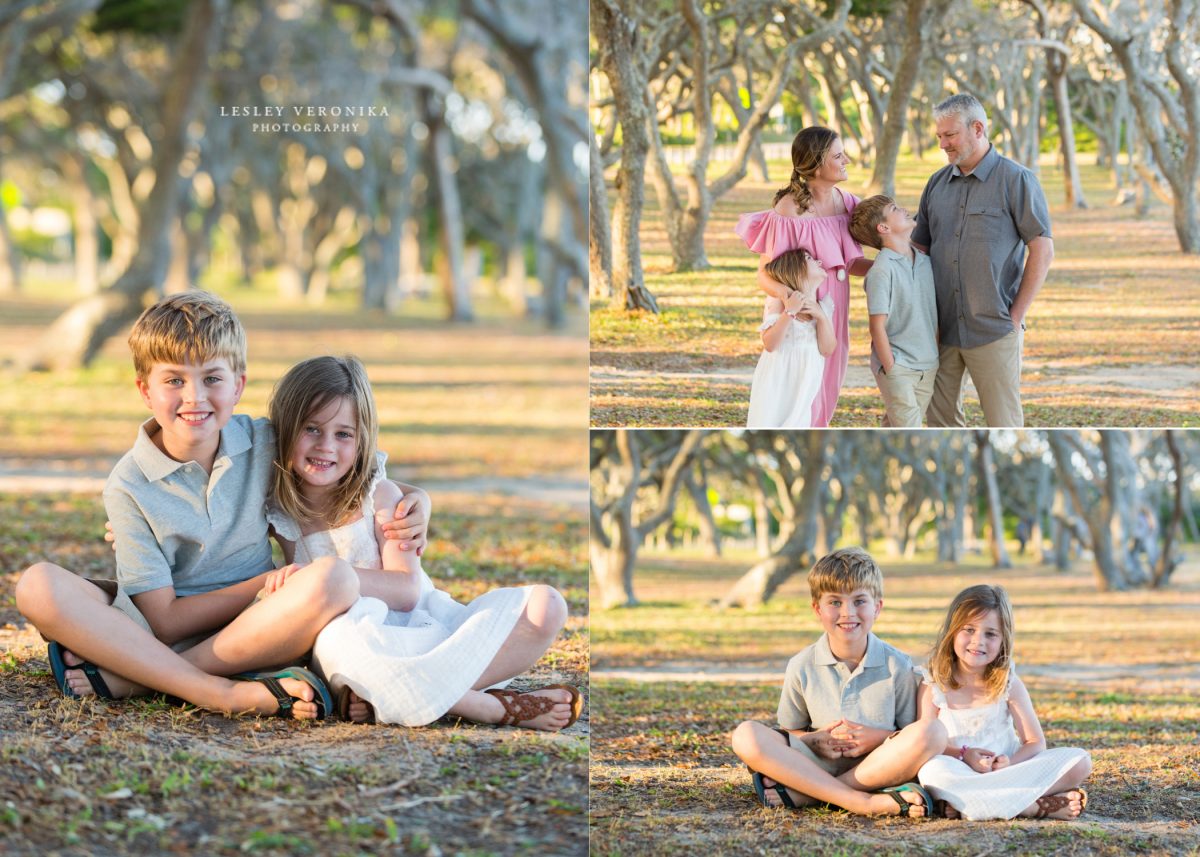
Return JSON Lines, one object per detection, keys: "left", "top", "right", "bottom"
{"left": 808, "top": 547, "right": 883, "bottom": 602}
{"left": 848, "top": 195, "right": 895, "bottom": 250}
{"left": 128, "top": 291, "right": 247, "bottom": 381}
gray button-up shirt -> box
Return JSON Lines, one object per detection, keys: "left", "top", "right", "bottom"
{"left": 104, "top": 414, "right": 276, "bottom": 597}
{"left": 864, "top": 247, "right": 939, "bottom": 371}
{"left": 912, "top": 144, "right": 1052, "bottom": 348}
{"left": 777, "top": 632, "right": 919, "bottom": 732}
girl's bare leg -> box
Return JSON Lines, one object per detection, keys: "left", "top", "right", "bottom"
{"left": 15, "top": 563, "right": 323, "bottom": 718}
{"left": 1017, "top": 754, "right": 1092, "bottom": 819}
{"left": 345, "top": 584, "right": 574, "bottom": 729}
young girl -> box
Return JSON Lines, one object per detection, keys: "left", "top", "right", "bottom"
{"left": 746, "top": 248, "right": 837, "bottom": 428}
{"left": 262, "top": 355, "right": 582, "bottom": 730}
{"left": 916, "top": 585, "right": 1091, "bottom": 820}
{"left": 735, "top": 126, "right": 869, "bottom": 427}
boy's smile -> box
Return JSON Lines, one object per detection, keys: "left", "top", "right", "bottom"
{"left": 813, "top": 589, "right": 881, "bottom": 655}
{"left": 137, "top": 359, "right": 244, "bottom": 469}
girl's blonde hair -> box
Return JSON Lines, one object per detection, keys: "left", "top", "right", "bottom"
{"left": 269, "top": 355, "right": 379, "bottom": 528}
{"left": 763, "top": 248, "right": 815, "bottom": 293}
{"left": 928, "top": 584, "right": 1014, "bottom": 701}
{"left": 773, "top": 126, "right": 840, "bottom": 214}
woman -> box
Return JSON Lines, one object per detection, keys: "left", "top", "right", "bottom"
{"left": 735, "top": 127, "right": 871, "bottom": 427}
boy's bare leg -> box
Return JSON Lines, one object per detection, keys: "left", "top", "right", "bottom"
{"left": 15, "top": 563, "right": 323, "bottom": 718}
{"left": 731, "top": 721, "right": 928, "bottom": 816}
{"left": 179, "top": 556, "right": 358, "bottom": 676}
{"left": 838, "top": 719, "right": 947, "bottom": 792}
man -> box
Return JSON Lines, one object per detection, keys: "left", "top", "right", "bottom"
{"left": 913, "top": 93, "right": 1054, "bottom": 427}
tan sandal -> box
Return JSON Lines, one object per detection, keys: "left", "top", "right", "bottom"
{"left": 1033, "top": 788, "right": 1088, "bottom": 819}
{"left": 485, "top": 684, "right": 583, "bottom": 729}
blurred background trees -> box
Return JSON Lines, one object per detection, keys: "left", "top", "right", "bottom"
{"left": 590, "top": 429, "right": 1196, "bottom": 608}
{"left": 590, "top": 0, "right": 1200, "bottom": 311}
{"left": 0, "top": 0, "right": 587, "bottom": 368}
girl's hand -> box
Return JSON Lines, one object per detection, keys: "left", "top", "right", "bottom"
{"left": 263, "top": 563, "right": 302, "bottom": 596}
{"left": 104, "top": 521, "right": 117, "bottom": 552}
{"left": 797, "top": 293, "right": 825, "bottom": 321}
{"left": 963, "top": 747, "right": 996, "bottom": 773}
{"left": 783, "top": 290, "right": 806, "bottom": 317}
{"left": 990, "top": 754, "right": 1010, "bottom": 770}
{"left": 380, "top": 490, "right": 429, "bottom": 556}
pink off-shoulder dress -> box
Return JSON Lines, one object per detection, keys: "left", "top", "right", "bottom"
{"left": 735, "top": 191, "right": 864, "bottom": 427}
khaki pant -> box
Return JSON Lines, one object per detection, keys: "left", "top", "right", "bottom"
{"left": 876, "top": 362, "right": 937, "bottom": 428}
{"left": 927, "top": 328, "right": 1023, "bottom": 428}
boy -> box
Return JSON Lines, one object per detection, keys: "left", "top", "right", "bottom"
{"left": 16, "top": 292, "right": 428, "bottom": 718}
{"left": 848, "top": 196, "right": 939, "bottom": 427}
{"left": 731, "top": 547, "right": 946, "bottom": 816}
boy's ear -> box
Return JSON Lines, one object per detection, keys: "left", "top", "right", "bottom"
{"left": 135, "top": 377, "right": 153, "bottom": 409}
{"left": 233, "top": 373, "right": 246, "bottom": 404}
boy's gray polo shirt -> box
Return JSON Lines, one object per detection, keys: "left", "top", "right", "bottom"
{"left": 104, "top": 414, "right": 276, "bottom": 598}
{"left": 912, "top": 144, "right": 1052, "bottom": 349}
{"left": 864, "top": 247, "right": 939, "bottom": 371}
{"left": 777, "top": 632, "right": 919, "bottom": 732}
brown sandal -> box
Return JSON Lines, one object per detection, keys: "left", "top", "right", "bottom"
{"left": 335, "top": 686, "right": 376, "bottom": 724}
{"left": 485, "top": 684, "right": 583, "bottom": 729}
{"left": 1033, "top": 788, "right": 1088, "bottom": 819}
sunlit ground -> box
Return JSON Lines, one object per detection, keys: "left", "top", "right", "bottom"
{"left": 590, "top": 152, "right": 1200, "bottom": 428}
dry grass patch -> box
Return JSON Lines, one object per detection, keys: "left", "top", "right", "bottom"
{"left": 590, "top": 551, "right": 1200, "bottom": 855}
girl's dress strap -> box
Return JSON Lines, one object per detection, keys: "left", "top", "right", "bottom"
{"left": 914, "top": 664, "right": 949, "bottom": 709}
{"left": 361, "top": 450, "right": 391, "bottom": 519}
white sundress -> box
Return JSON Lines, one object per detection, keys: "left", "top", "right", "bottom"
{"left": 746, "top": 294, "right": 832, "bottom": 428}
{"left": 267, "top": 453, "right": 532, "bottom": 727}
{"left": 914, "top": 665, "right": 1089, "bottom": 820}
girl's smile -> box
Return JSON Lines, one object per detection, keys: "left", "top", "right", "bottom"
{"left": 953, "top": 609, "right": 1002, "bottom": 669}
{"left": 291, "top": 396, "right": 358, "bottom": 491}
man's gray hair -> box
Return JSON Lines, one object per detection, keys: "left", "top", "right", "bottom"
{"left": 934, "top": 93, "right": 989, "bottom": 133}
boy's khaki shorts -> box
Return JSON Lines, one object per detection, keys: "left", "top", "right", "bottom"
{"left": 85, "top": 577, "right": 211, "bottom": 653}
{"left": 875, "top": 362, "right": 937, "bottom": 428}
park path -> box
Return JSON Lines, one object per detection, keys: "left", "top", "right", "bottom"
{"left": 591, "top": 661, "right": 1200, "bottom": 694}
{"left": 591, "top": 360, "right": 1200, "bottom": 415}
{"left": 0, "top": 459, "right": 587, "bottom": 509}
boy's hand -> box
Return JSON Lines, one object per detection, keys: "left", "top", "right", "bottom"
{"left": 262, "top": 564, "right": 302, "bottom": 596}
{"left": 380, "top": 490, "right": 429, "bottom": 556}
{"left": 833, "top": 720, "right": 892, "bottom": 758}
{"left": 963, "top": 747, "right": 996, "bottom": 773}
{"left": 807, "top": 719, "right": 855, "bottom": 759}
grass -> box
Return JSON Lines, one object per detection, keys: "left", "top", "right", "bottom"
{"left": 0, "top": 287, "right": 589, "bottom": 855}
{"left": 589, "top": 548, "right": 1200, "bottom": 855}
{"left": 590, "top": 152, "right": 1200, "bottom": 428}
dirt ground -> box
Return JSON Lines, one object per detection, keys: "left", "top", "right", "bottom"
{"left": 589, "top": 554, "right": 1200, "bottom": 856}
{"left": 0, "top": 490, "right": 589, "bottom": 856}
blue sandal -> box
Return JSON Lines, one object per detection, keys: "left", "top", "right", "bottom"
{"left": 47, "top": 641, "right": 114, "bottom": 699}
{"left": 235, "top": 667, "right": 332, "bottom": 720}
{"left": 877, "top": 782, "right": 933, "bottom": 818}
{"left": 749, "top": 727, "right": 799, "bottom": 809}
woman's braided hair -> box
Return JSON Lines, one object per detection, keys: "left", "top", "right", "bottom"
{"left": 773, "top": 126, "right": 840, "bottom": 214}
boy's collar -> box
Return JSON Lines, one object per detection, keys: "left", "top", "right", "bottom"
{"left": 815, "top": 632, "right": 885, "bottom": 667}
{"left": 133, "top": 415, "right": 251, "bottom": 481}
